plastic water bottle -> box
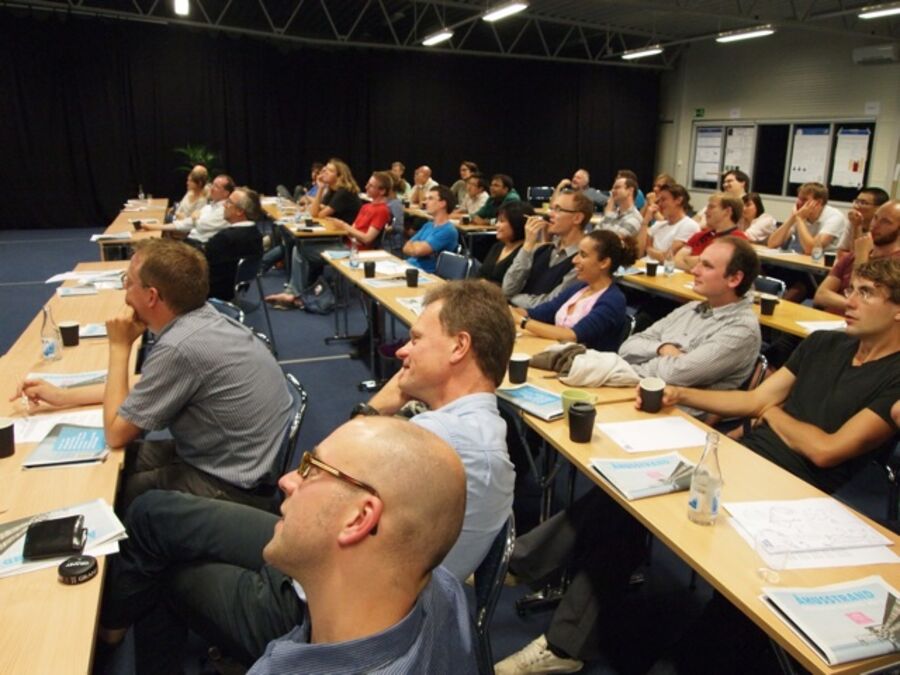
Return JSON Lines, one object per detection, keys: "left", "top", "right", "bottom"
{"left": 138, "top": 184, "right": 145, "bottom": 201}
{"left": 40, "top": 305, "right": 62, "bottom": 361}
{"left": 811, "top": 246, "right": 824, "bottom": 263}
{"left": 688, "top": 432, "right": 722, "bottom": 525}
{"left": 664, "top": 246, "right": 675, "bottom": 275}
{"left": 349, "top": 239, "right": 360, "bottom": 269}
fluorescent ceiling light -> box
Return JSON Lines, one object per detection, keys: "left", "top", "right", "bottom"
{"left": 483, "top": 2, "right": 528, "bottom": 22}
{"left": 621, "top": 45, "right": 663, "bottom": 60}
{"left": 859, "top": 3, "right": 900, "bottom": 19}
{"left": 174, "top": 0, "right": 189, "bottom": 16}
{"left": 422, "top": 29, "right": 453, "bottom": 46}
{"left": 716, "top": 25, "right": 775, "bottom": 43}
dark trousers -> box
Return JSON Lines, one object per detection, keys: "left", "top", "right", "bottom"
{"left": 102, "top": 490, "right": 304, "bottom": 674}
{"left": 119, "top": 440, "right": 275, "bottom": 513}
{"left": 511, "top": 488, "right": 648, "bottom": 660}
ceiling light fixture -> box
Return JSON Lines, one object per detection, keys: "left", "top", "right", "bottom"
{"left": 859, "top": 2, "right": 900, "bottom": 19}
{"left": 174, "top": 0, "right": 189, "bottom": 16}
{"left": 715, "top": 24, "right": 775, "bottom": 43}
{"left": 422, "top": 29, "right": 453, "bottom": 46}
{"left": 483, "top": 2, "right": 528, "bottom": 23}
{"left": 621, "top": 45, "right": 663, "bottom": 60}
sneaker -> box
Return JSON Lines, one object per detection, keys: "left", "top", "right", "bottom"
{"left": 494, "top": 635, "right": 583, "bottom": 674}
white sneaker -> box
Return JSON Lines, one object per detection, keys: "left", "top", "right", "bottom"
{"left": 494, "top": 635, "right": 584, "bottom": 674}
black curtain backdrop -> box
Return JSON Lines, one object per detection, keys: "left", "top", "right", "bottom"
{"left": 0, "top": 10, "right": 659, "bottom": 230}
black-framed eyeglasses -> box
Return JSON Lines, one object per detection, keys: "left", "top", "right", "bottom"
{"left": 549, "top": 204, "right": 579, "bottom": 214}
{"left": 298, "top": 450, "right": 380, "bottom": 498}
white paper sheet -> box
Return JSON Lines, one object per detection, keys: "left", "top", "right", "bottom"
{"left": 726, "top": 498, "right": 892, "bottom": 553}
{"left": 90, "top": 232, "right": 132, "bottom": 242}
{"left": 596, "top": 417, "right": 708, "bottom": 453}
{"left": 731, "top": 520, "right": 898, "bottom": 570}
{"left": 797, "top": 320, "right": 846, "bottom": 333}
{"left": 25, "top": 370, "right": 107, "bottom": 389}
{"left": 789, "top": 126, "right": 830, "bottom": 184}
{"left": 13, "top": 409, "right": 104, "bottom": 443}
{"left": 396, "top": 296, "right": 425, "bottom": 316}
{"left": 57, "top": 286, "right": 98, "bottom": 297}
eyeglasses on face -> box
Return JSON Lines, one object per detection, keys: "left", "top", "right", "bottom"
{"left": 843, "top": 284, "right": 883, "bottom": 303}
{"left": 549, "top": 204, "right": 579, "bottom": 214}
{"left": 298, "top": 450, "right": 380, "bottom": 497}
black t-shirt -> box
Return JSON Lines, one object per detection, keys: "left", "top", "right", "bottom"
{"left": 323, "top": 188, "right": 361, "bottom": 224}
{"left": 479, "top": 242, "right": 521, "bottom": 286}
{"left": 743, "top": 331, "right": 900, "bottom": 493}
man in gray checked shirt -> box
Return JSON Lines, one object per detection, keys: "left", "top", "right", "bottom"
{"left": 19, "top": 238, "right": 294, "bottom": 511}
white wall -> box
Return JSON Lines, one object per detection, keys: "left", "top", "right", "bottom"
{"left": 658, "top": 29, "right": 900, "bottom": 221}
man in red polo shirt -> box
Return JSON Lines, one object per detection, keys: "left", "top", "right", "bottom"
{"left": 674, "top": 192, "right": 748, "bottom": 271}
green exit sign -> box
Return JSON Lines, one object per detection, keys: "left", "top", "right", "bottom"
{"left": 695, "top": 108, "right": 705, "bottom": 118}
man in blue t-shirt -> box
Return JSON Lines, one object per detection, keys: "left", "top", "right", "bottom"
{"left": 403, "top": 185, "right": 459, "bottom": 273}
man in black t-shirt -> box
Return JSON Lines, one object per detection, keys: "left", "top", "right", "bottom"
{"left": 642, "top": 256, "right": 900, "bottom": 494}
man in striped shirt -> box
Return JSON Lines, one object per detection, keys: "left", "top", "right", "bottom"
{"left": 19, "top": 238, "right": 294, "bottom": 510}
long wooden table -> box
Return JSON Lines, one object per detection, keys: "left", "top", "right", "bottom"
{"left": 618, "top": 263, "right": 840, "bottom": 338}
{"left": 0, "top": 261, "right": 130, "bottom": 675}
{"left": 97, "top": 198, "right": 168, "bottom": 261}
{"left": 754, "top": 245, "right": 834, "bottom": 274}
{"left": 332, "top": 251, "right": 900, "bottom": 673}
{"left": 522, "top": 402, "right": 900, "bottom": 675}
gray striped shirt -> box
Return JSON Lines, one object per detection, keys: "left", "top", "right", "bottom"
{"left": 618, "top": 295, "right": 760, "bottom": 391}
{"left": 119, "top": 303, "right": 293, "bottom": 488}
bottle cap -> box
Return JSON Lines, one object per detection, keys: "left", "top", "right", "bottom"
{"left": 58, "top": 555, "right": 98, "bottom": 585}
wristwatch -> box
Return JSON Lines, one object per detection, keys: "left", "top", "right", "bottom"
{"left": 350, "top": 402, "right": 381, "bottom": 419}
{"left": 520, "top": 316, "right": 529, "bottom": 330}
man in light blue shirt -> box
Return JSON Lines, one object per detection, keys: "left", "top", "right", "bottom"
{"left": 404, "top": 184, "right": 459, "bottom": 273}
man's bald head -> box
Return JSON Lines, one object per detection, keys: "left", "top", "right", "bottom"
{"left": 414, "top": 166, "right": 432, "bottom": 184}
{"left": 344, "top": 417, "right": 466, "bottom": 574}
{"left": 268, "top": 416, "right": 466, "bottom": 582}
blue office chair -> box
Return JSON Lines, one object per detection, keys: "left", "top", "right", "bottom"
{"left": 207, "top": 297, "right": 246, "bottom": 324}
{"left": 234, "top": 256, "right": 278, "bottom": 356}
{"left": 466, "top": 256, "right": 482, "bottom": 279}
{"left": 473, "top": 513, "right": 516, "bottom": 675}
{"left": 526, "top": 186, "right": 554, "bottom": 206}
{"left": 435, "top": 251, "right": 470, "bottom": 280}
{"left": 754, "top": 276, "right": 787, "bottom": 297}
{"left": 617, "top": 314, "right": 636, "bottom": 348}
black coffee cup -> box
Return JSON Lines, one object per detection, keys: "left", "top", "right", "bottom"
{"left": 508, "top": 353, "right": 530, "bottom": 384}
{"left": 759, "top": 294, "right": 779, "bottom": 316}
{"left": 0, "top": 418, "right": 14, "bottom": 459}
{"left": 568, "top": 402, "right": 596, "bottom": 443}
{"left": 59, "top": 321, "right": 80, "bottom": 347}
{"left": 640, "top": 377, "right": 665, "bottom": 413}
{"left": 132, "top": 220, "right": 142, "bottom": 231}
{"left": 646, "top": 261, "right": 659, "bottom": 277}
{"left": 305, "top": 218, "right": 314, "bottom": 227}
{"left": 824, "top": 251, "right": 837, "bottom": 267}
{"left": 462, "top": 215, "right": 471, "bottom": 224}
{"left": 364, "top": 261, "right": 376, "bottom": 278}
{"left": 405, "top": 267, "right": 419, "bottom": 288}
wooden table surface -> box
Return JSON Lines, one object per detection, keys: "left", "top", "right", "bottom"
{"left": 98, "top": 198, "right": 168, "bottom": 260}
{"left": 753, "top": 245, "right": 833, "bottom": 274}
{"left": 619, "top": 262, "right": 840, "bottom": 338}
{"left": 523, "top": 402, "right": 900, "bottom": 675}
{"left": 0, "top": 261, "right": 129, "bottom": 675}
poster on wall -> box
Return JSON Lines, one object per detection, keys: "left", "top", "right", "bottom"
{"left": 723, "top": 126, "right": 756, "bottom": 177}
{"left": 830, "top": 128, "right": 870, "bottom": 189}
{"left": 693, "top": 127, "right": 723, "bottom": 183}
{"left": 789, "top": 126, "right": 830, "bottom": 184}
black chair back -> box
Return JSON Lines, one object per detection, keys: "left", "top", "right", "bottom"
{"left": 473, "top": 514, "right": 516, "bottom": 674}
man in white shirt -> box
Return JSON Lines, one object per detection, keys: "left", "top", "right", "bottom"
{"left": 409, "top": 166, "right": 438, "bottom": 206}
{"left": 144, "top": 174, "right": 234, "bottom": 246}
{"left": 638, "top": 183, "right": 700, "bottom": 261}
{"left": 767, "top": 181, "right": 848, "bottom": 254}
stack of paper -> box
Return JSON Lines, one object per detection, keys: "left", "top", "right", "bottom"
{"left": 25, "top": 370, "right": 107, "bottom": 388}
{"left": 726, "top": 498, "right": 899, "bottom": 569}
{"left": 0, "top": 499, "right": 126, "bottom": 577}
{"left": 590, "top": 452, "right": 695, "bottom": 500}
{"left": 596, "top": 418, "right": 708, "bottom": 454}
{"left": 496, "top": 384, "right": 564, "bottom": 421}
{"left": 764, "top": 576, "right": 900, "bottom": 665}
{"left": 14, "top": 409, "right": 104, "bottom": 443}
{"left": 22, "top": 424, "right": 108, "bottom": 468}
{"left": 90, "top": 232, "right": 132, "bottom": 242}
